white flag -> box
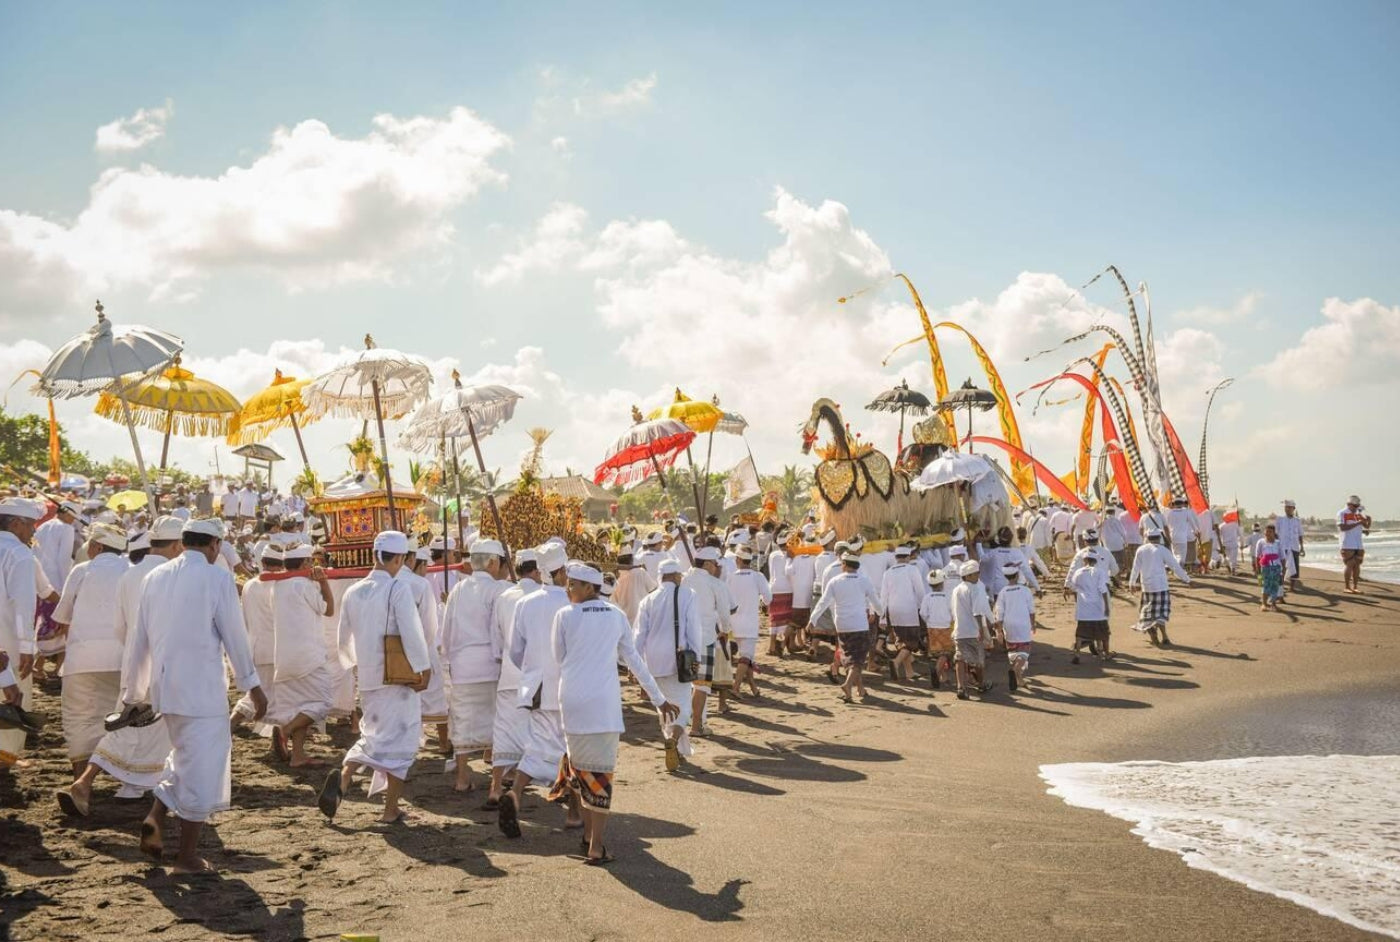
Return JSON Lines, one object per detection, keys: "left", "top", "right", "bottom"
{"left": 724, "top": 455, "right": 761, "bottom": 509}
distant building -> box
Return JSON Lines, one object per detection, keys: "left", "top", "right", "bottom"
{"left": 538, "top": 475, "right": 615, "bottom": 522}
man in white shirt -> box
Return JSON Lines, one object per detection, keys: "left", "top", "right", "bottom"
{"left": 236, "top": 484, "right": 258, "bottom": 527}
{"left": 232, "top": 544, "right": 282, "bottom": 738}
{"left": 920, "top": 570, "right": 954, "bottom": 688}
{"left": 612, "top": 551, "right": 656, "bottom": 625}
{"left": 1196, "top": 506, "right": 1218, "bottom": 574}
{"left": 1119, "top": 503, "right": 1142, "bottom": 560}
{"left": 1066, "top": 555, "right": 1111, "bottom": 663}
{"left": 50, "top": 523, "right": 129, "bottom": 779}
{"left": 321, "top": 531, "right": 431, "bottom": 828}
{"left": 1128, "top": 527, "right": 1191, "bottom": 647}
{"left": 428, "top": 535, "right": 462, "bottom": 603}
{"left": 402, "top": 546, "right": 449, "bottom": 755}
{"left": 549, "top": 563, "right": 678, "bottom": 865}
{"left": 723, "top": 547, "right": 771, "bottom": 699}
{"left": 784, "top": 526, "right": 818, "bottom": 651}
{"left": 1336, "top": 495, "right": 1371, "bottom": 595}
{"left": 633, "top": 559, "right": 702, "bottom": 771}
{"left": 1070, "top": 505, "right": 1099, "bottom": 547}
{"left": 33, "top": 501, "right": 79, "bottom": 656}
{"left": 1048, "top": 504, "right": 1073, "bottom": 563}
{"left": 994, "top": 563, "right": 1037, "bottom": 691}
{"left": 58, "top": 518, "right": 182, "bottom": 817}
{"left": 0, "top": 497, "right": 43, "bottom": 761}
{"left": 269, "top": 543, "right": 334, "bottom": 768}
{"left": 123, "top": 517, "right": 267, "bottom": 873}
{"left": 880, "top": 545, "right": 926, "bottom": 682}
{"left": 220, "top": 485, "right": 238, "bottom": 524}
{"left": 441, "top": 539, "right": 510, "bottom": 793}
{"left": 682, "top": 547, "right": 736, "bottom": 732}
{"left": 1098, "top": 505, "right": 1129, "bottom": 574}
{"left": 486, "top": 549, "right": 542, "bottom": 807}
{"left": 949, "top": 560, "right": 993, "bottom": 699}
{"left": 499, "top": 542, "right": 571, "bottom": 839}
{"left": 765, "top": 527, "right": 793, "bottom": 656}
{"left": 1069, "top": 529, "right": 1119, "bottom": 588}
{"left": 1272, "top": 499, "right": 1305, "bottom": 589}
{"left": 1218, "top": 512, "right": 1242, "bottom": 576}
{"left": 1164, "top": 498, "right": 1200, "bottom": 574}
{"left": 809, "top": 552, "right": 882, "bottom": 703}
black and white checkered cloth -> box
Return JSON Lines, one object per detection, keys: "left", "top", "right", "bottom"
{"left": 1138, "top": 590, "right": 1172, "bottom": 626}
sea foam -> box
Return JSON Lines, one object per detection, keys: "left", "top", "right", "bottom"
{"left": 1040, "top": 755, "right": 1400, "bottom": 938}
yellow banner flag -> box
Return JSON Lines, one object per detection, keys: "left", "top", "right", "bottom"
{"left": 1077, "top": 344, "right": 1114, "bottom": 495}
{"left": 935, "top": 321, "right": 1035, "bottom": 498}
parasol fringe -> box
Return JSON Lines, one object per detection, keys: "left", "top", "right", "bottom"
{"left": 95, "top": 393, "right": 235, "bottom": 437}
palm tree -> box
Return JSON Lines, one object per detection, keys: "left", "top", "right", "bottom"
{"left": 766, "top": 465, "right": 813, "bottom": 521}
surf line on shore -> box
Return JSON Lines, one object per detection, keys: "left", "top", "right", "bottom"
{"left": 1040, "top": 755, "right": 1400, "bottom": 939}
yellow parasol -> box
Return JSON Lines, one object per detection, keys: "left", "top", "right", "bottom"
{"left": 227, "top": 369, "right": 319, "bottom": 468}
{"left": 646, "top": 388, "right": 721, "bottom": 433}
{"left": 94, "top": 354, "right": 241, "bottom": 471}
{"left": 106, "top": 489, "right": 149, "bottom": 511}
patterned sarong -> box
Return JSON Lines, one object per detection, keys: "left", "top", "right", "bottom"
{"left": 548, "top": 754, "right": 614, "bottom": 813}
{"left": 768, "top": 592, "right": 793, "bottom": 629}
{"left": 1138, "top": 590, "right": 1172, "bottom": 627}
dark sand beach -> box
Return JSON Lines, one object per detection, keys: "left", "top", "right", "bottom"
{"left": 3, "top": 567, "right": 1396, "bottom": 941}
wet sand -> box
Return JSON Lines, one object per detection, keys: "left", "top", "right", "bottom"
{"left": 2, "top": 567, "right": 1397, "bottom": 941}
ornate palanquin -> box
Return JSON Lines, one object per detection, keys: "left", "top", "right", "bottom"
{"left": 307, "top": 473, "right": 427, "bottom": 572}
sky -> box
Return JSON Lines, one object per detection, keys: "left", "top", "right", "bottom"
{"left": 2, "top": 2, "right": 1398, "bottom": 518}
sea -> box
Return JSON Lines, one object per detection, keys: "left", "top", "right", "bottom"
{"left": 1304, "top": 528, "right": 1400, "bottom": 585}
{"left": 1042, "top": 688, "right": 1400, "bottom": 938}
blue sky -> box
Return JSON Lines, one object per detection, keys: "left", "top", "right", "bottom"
{"left": 2, "top": 2, "right": 1397, "bottom": 517}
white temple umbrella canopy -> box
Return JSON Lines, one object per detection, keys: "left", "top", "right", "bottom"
{"left": 35, "top": 301, "right": 183, "bottom": 496}
{"left": 398, "top": 370, "right": 523, "bottom": 561}
{"left": 910, "top": 450, "right": 994, "bottom": 491}
{"left": 302, "top": 334, "right": 432, "bottom": 527}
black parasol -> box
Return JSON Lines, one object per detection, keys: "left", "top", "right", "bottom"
{"left": 866, "top": 378, "right": 932, "bottom": 454}
{"left": 937, "top": 378, "right": 998, "bottom": 453}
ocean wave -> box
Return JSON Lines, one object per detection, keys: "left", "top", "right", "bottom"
{"left": 1041, "top": 755, "right": 1400, "bottom": 939}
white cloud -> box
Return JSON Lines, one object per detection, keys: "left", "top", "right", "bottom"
{"left": 475, "top": 202, "right": 589, "bottom": 286}
{"left": 1173, "top": 291, "right": 1262, "bottom": 326}
{"left": 1, "top": 107, "right": 511, "bottom": 323}
{"left": 550, "top": 136, "right": 572, "bottom": 159}
{"left": 475, "top": 204, "right": 688, "bottom": 286}
{"left": 94, "top": 100, "right": 174, "bottom": 153}
{"left": 577, "top": 72, "right": 658, "bottom": 115}
{"left": 1255, "top": 297, "right": 1400, "bottom": 390}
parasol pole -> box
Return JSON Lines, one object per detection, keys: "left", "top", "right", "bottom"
{"left": 649, "top": 453, "right": 694, "bottom": 565}
{"left": 698, "top": 429, "right": 717, "bottom": 524}
{"left": 683, "top": 446, "right": 705, "bottom": 526}
{"left": 289, "top": 413, "right": 311, "bottom": 470}
{"left": 102, "top": 344, "right": 154, "bottom": 505}
{"left": 897, "top": 406, "right": 906, "bottom": 457}
{"left": 369, "top": 376, "right": 398, "bottom": 529}
{"left": 440, "top": 430, "right": 451, "bottom": 571}
{"left": 450, "top": 437, "right": 466, "bottom": 552}
{"left": 464, "top": 410, "right": 513, "bottom": 577}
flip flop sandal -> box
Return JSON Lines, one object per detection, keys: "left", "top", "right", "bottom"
{"left": 584, "top": 846, "right": 614, "bottom": 866}
{"left": 317, "top": 770, "right": 342, "bottom": 819}
{"left": 0, "top": 703, "right": 45, "bottom": 733}
{"left": 481, "top": 797, "right": 501, "bottom": 811}
{"left": 57, "top": 789, "right": 89, "bottom": 818}
{"left": 498, "top": 793, "right": 522, "bottom": 839}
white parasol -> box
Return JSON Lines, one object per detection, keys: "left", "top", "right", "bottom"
{"left": 398, "top": 371, "right": 522, "bottom": 557}
{"left": 35, "top": 301, "right": 183, "bottom": 495}
{"left": 910, "top": 451, "right": 994, "bottom": 491}
{"left": 303, "top": 335, "right": 432, "bottom": 526}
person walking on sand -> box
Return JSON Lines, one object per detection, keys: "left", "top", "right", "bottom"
{"left": 232, "top": 543, "right": 282, "bottom": 737}
{"left": 809, "top": 551, "right": 882, "bottom": 703}
{"left": 880, "top": 544, "right": 927, "bottom": 682}
{"left": 121, "top": 518, "right": 267, "bottom": 873}
{"left": 1128, "top": 526, "right": 1191, "bottom": 645}
{"left": 994, "top": 564, "right": 1037, "bottom": 692}
{"left": 633, "top": 558, "right": 702, "bottom": 772}
{"left": 1252, "top": 524, "right": 1287, "bottom": 611}
{"left": 1273, "top": 499, "right": 1305, "bottom": 590}
{"left": 1336, "top": 495, "right": 1372, "bottom": 595}
{"left": 548, "top": 563, "right": 680, "bottom": 865}
{"left": 921, "top": 570, "right": 954, "bottom": 689}
{"left": 268, "top": 543, "right": 335, "bottom": 769}
{"left": 950, "top": 560, "right": 994, "bottom": 699}
{"left": 441, "top": 539, "right": 510, "bottom": 793}
{"left": 318, "top": 531, "right": 430, "bottom": 826}
{"left": 723, "top": 546, "right": 771, "bottom": 699}
{"left": 1066, "top": 554, "right": 1112, "bottom": 663}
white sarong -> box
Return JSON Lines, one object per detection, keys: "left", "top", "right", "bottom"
{"left": 0, "top": 674, "right": 32, "bottom": 757}
{"left": 490, "top": 686, "right": 528, "bottom": 769}
{"left": 517, "top": 708, "right": 565, "bottom": 783}
{"left": 344, "top": 685, "right": 422, "bottom": 796}
{"left": 420, "top": 668, "right": 448, "bottom": 724}
{"left": 92, "top": 720, "right": 172, "bottom": 791}
{"left": 153, "top": 714, "right": 232, "bottom": 823}
{"left": 448, "top": 679, "right": 496, "bottom": 755}
{"left": 61, "top": 670, "right": 121, "bottom": 761}
{"left": 655, "top": 674, "right": 694, "bottom": 758}
{"left": 233, "top": 662, "right": 276, "bottom": 736}
{"left": 563, "top": 731, "right": 619, "bottom": 774}
{"left": 268, "top": 663, "right": 333, "bottom": 727}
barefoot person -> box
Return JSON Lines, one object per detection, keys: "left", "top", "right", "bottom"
{"left": 633, "top": 558, "right": 702, "bottom": 771}
{"left": 121, "top": 518, "right": 267, "bottom": 873}
{"left": 682, "top": 547, "right": 735, "bottom": 732}
{"left": 880, "top": 544, "right": 926, "bottom": 682}
{"left": 50, "top": 523, "right": 129, "bottom": 779}
{"left": 950, "top": 560, "right": 994, "bottom": 699}
{"left": 549, "top": 563, "right": 681, "bottom": 864}
{"left": 441, "top": 539, "right": 510, "bottom": 793}
{"left": 58, "top": 518, "right": 183, "bottom": 817}
{"left": 1336, "top": 495, "right": 1372, "bottom": 594}
{"left": 319, "top": 531, "right": 430, "bottom": 825}
{"left": 920, "top": 570, "right": 954, "bottom": 689}
{"left": 499, "top": 541, "right": 571, "bottom": 838}
{"left": 809, "top": 552, "right": 882, "bottom": 703}
{"left": 723, "top": 547, "right": 771, "bottom": 699}
{"left": 268, "top": 542, "right": 335, "bottom": 768}
{"left": 401, "top": 545, "right": 449, "bottom": 757}
{"left": 1273, "top": 499, "right": 1305, "bottom": 590}
{"left": 993, "top": 563, "right": 1036, "bottom": 692}
{"left": 1066, "top": 554, "right": 1111, "bottom": 662}
{"left": 1128, "top": 526, "right": 1191, "bottom": 643}
{"left": 485, "top": 548, "right": 542, "bottom": 808}
{"left": 232, "top": 544, "right": 282, "bottom": 737}
{"left": 1253, "top": 524, "right": 1287, "bottom": 612}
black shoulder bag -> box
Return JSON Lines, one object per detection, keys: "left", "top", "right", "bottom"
{"left": 673, "top": 585, "right": 699, "bottom": 683}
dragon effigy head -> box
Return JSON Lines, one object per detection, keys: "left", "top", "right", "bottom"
{"left": 800, "top": 398, "right": 846, "bottom": 456}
